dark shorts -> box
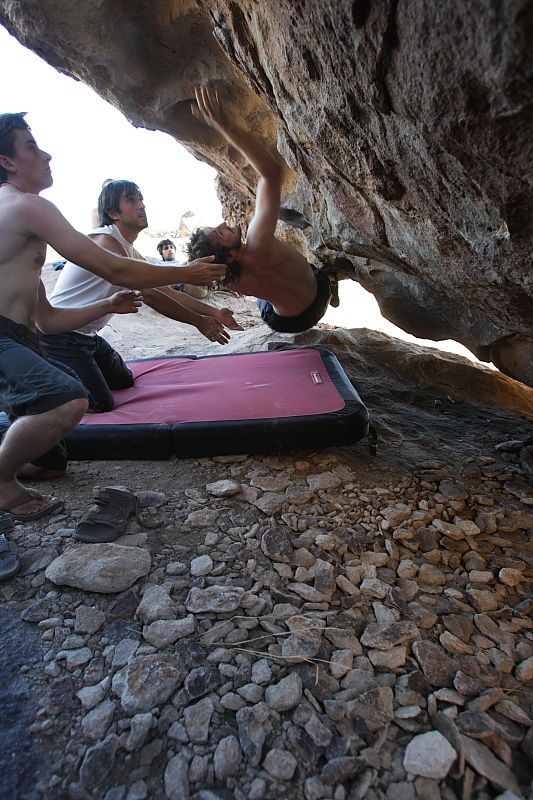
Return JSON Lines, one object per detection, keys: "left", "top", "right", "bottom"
{"left": 0, "top": 314, "right": 88, "bottom": 418}
{"left": 257, "top": 268, "right": 332, "bottom": 333}
{"left": 0, "top": 314, "right": 88, "bottom": 472}
{"left": 40, "top": 331, "right": 133, "bottom": 413}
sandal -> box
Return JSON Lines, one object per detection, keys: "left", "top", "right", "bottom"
{"left": 0, "top": 531, "right": 21, "bottom": 581}
{"left": 0, "top": 488, "right": 63, "bottom": 520}
{"left": 74, "top": 487, "right": 138, "bottom": 543}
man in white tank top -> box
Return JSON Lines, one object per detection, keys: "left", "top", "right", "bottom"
{"left": 43, "top": 180, "right": 243, "bottom": 412}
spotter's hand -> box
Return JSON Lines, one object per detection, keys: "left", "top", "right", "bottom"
{"left": 108, "top": 290, "right": 143, "bottom": 315}
{"left": 197, "top": 316, "right": 231, "bottom": 345}
{"left": 186, "top": 255, "right": 227, "bottom": 285}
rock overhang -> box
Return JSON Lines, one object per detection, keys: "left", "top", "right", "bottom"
{"left": 1, "top": 0, "right": 531, "bottom": 386}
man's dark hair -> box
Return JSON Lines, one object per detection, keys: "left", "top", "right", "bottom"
{"left": 0, "top": 112, "right": 29, "bottom": 184}
{"left": 157, "top": 238, "right": 175, "bottom": 257}
{"left": 97, "top": 179, "right": 140, "bottom": 226}
{"left": 187, "top": 227, "right": 241, "bottom": 283}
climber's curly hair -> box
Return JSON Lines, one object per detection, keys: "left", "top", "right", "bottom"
{"left": 187, "top": 228, "right": 242, "bottom": 283}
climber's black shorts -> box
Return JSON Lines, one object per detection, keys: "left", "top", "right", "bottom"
{"left": 257, "top": 267, "right": 331, "bottom": 333}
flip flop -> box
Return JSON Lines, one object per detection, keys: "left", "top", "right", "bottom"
{"left": 0, "top": 488, "right": 64, "bottom": 521}
{"left": 0, "top": 532, "right": 21, "bottom": 581}
{"left": 74, "top": 487, "right": 138, "bottom": 543}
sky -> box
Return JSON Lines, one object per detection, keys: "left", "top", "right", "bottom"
{"left": 0, "top": 24, "right": 485, "bottom": 364}
{"left": 0, "top": 25, "right": 221, "bottom": 240}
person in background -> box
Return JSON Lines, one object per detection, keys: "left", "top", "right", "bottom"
{"left": 157, "top": 238, "right": 177, "bottom": 262}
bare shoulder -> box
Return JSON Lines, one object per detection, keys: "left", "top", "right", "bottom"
{"left": 15, "top": 192, "right": 63, "bottom": 226}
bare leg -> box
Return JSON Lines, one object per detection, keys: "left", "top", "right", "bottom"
{"left": 17, "top": 464, "right": 66, "bottom": 479}
{"left": 0, "top": 398, "right": 88, "bottom": 515}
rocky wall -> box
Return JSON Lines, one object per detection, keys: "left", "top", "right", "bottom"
{"left": 1, "top": 0, "right": 532, "bottom": 385}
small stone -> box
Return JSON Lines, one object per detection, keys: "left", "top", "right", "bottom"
{"left": 265, "top": 672, "right": 302, "bottom": 711}
{"left": 249, "top": 778, "right": 267, "bottom": 800}
{"left": 119, "top": 655, "right": 185, "bottom": 715}
{"left": 307, "top": 472, "right": 342, "bottom": 491}
{"left": 360, "top": 621, "right": 419, "bottom": 650}
{"left": 166, "top": 562, "right": 187, "bottom": 576}
{"left": 346, "top": 687, "right": 393, "bottom": 730}
{"left": 185, "top": 585, "right": 244, "bottom": 613}
{"left": 45, "top": 544, "right": 151, "bottom": 593}
{"left": 515, "top": 656, "right": 533, "bottom": 682}
{"left": 125, "top": 713, "right": 153, "bottom": 751}
{"left": 252, "top": 474, "right": 291, "bottom": 492}
{"left": 398, "top": 560, "right": 418, "bottom": 580}
{"left": 281, "top": 615, "right": 323, "bottom": 662}
{"left": 80, "top": 734, "right": 119, "bottom": 791}
{"left": 254, "top": 492, "right": 286, "bottom": 514}
{"left": 190, "top": 555, "right": 213, "bottom": 576}
{"left": 466, "top": 589, "right": 499, "bottom": 612}
{"left": 136, "top": 586, "right": 176, "bottom": 624}
{"left": 360, "top": 578, "right": 390, "bottom": 599}
{"left": 142, "top": 616, "right": 195, "bottom": 648}
{"left": 81, "top": 699, "right": 115, "bottom": 741}
{"left": 469, "top": 570, "right": 493, "bottom": 584}
{"left": 77, "top": 679, "right": 109, "bottom": 710}
{"left": 263, "top": 748, "right": 297, "bottom": 780}
{"left": 183, "top": 697, "right": 213, "bottom": 743}
{"left": 236, "top": 705, "right": 267, "bottom": 766}
{"left": 439, "top": 631, "right": 473, "bottom": 655}
{"left": 418, "top": 564, "right": 446, "bottom": 585}
{"left": 494, "top": 699, "right": 532, "bottom": 727}
{"left": 321, "top": 757, "right": 363, "bottom": 785}
{"left": 251, "top": 659, "right": 272, "bottom": 685}
{"left": 185, "top": 666, "right": 220, "bottom": 699}
{"left": 287, "top": 582, "right": 329, "bottom": 602}
{"left": 412, "top": 641, "right": 456, "bottom": 687}
{"left": 460, "top": 735, "right": 522, "bottom": 795}
{"left": 184, "top": 508, "right": 219, "bottom": 527}
{"left": 403, "top": 731, "right": 457, "bottom": 779}
{"left": 305, "top": 714, "right": 332, "bottom": 747}
{"left": 238, "top": 683, "right": 264, "bottom": 703}
{"left": 368, "top": 646, "right": 406, "bottom": 669}
{"left": 498, "top": 568, "right": 522, "bottom": 587}
{"left": 455, "top": 710, "right": 495, "bottom": 739}
{"left": 164, "top": 753, "right": 189, "bottom": 800}
{"left": 330, "top": 650, "right": 354, "bottom": 679}
{"left": 214, "top": 735, "right": 241, "bottom": 779}
{"left": 111, "top": 638, "right": 139, "bottom": 669}
{"left": 75, "top": 605, "right": 106, "bottom": 634}
{"left": 206, "top": 479, "right": 241, "bottom": 497}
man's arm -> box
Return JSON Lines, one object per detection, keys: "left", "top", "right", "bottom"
{"left": 22, "top": 194, "right": 226, "bottom": 289}
{"left": 143, "top": 287, "right": 242, "bottom": 344}
{"left": 35, "top": 281, "right": 142, "bottom": 334}
{"left": 193, "top": 86, "right": 282, "bottom": 251}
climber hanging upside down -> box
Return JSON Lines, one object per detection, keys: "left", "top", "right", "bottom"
{"left": 187, "top": 85, "right": 333, "bottom": 333}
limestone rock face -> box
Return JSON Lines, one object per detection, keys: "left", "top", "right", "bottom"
{"left": 2, "top": 1, "right": 532, "bottom": 384}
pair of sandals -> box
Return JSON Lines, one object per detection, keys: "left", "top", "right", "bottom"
{"left": 74, "top": 487, "right": 160, "bottom": 543}
{"left": 0, "top": 487, "right": 159, "bottom": 580}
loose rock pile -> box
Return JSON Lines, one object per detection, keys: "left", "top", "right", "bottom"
{"left": 2, "top": 438, "right": 532, "bottom": 800}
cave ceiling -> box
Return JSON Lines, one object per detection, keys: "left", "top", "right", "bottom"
{"left": 1, "top": 0, "right": 532, "bottom": 386}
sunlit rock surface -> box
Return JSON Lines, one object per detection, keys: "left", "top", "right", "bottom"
{"left": 1, "top": 0, "right": 532, "bottom": 384}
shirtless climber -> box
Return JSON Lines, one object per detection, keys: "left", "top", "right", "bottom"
{"left": 187, "top": 86, "right": 332, "bottom": 333}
